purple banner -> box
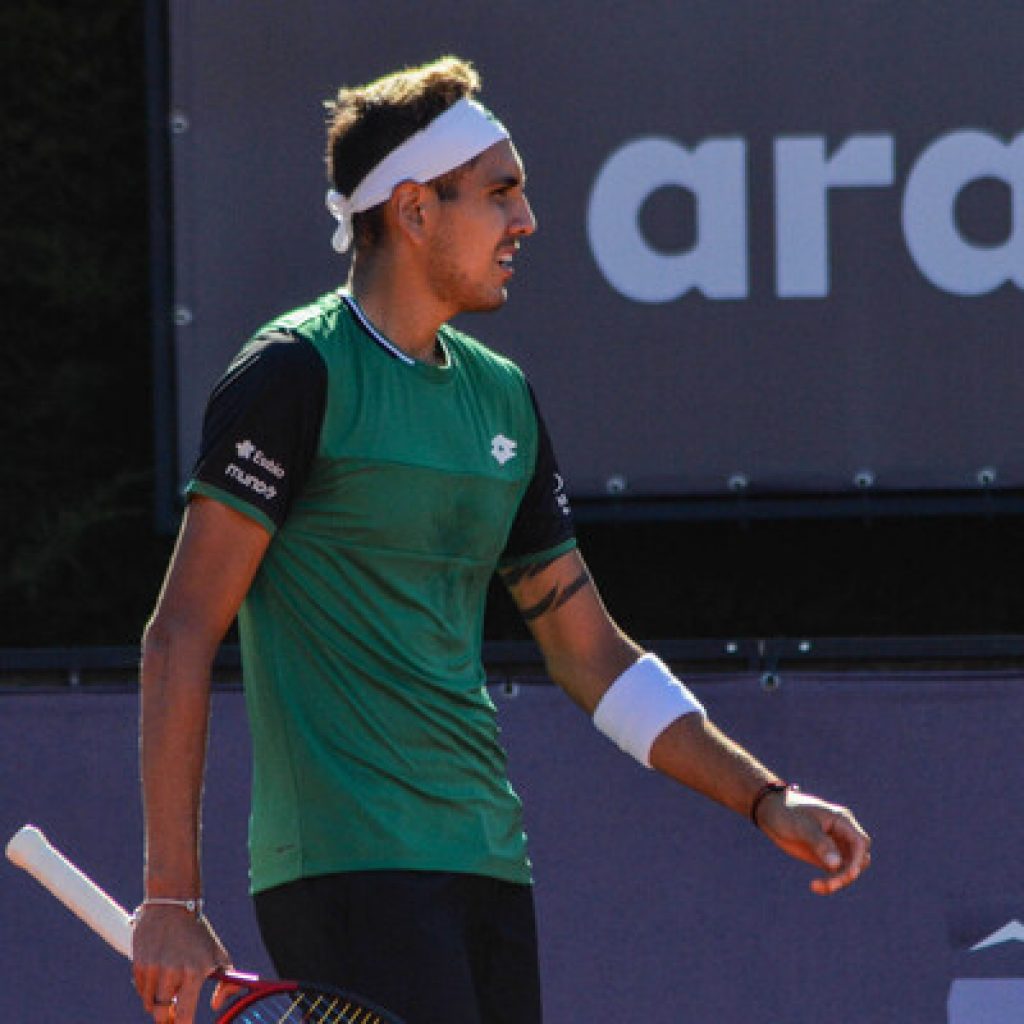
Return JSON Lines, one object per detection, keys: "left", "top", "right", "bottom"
{"left": 2, "top": 670, "right": 1022, "bottom": 1022}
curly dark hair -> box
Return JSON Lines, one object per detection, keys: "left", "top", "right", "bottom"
{"left": 325, "top": 56, "right": 483, "bottom": 248}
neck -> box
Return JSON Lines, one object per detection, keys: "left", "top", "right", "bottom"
{"left": 348, "top": 255, "right": 450, "bottom": 365}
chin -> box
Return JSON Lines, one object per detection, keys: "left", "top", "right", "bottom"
{"left": 463, "top": 290, "right": 508, "bottom": 314}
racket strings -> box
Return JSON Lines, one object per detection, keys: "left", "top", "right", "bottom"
{"left": 234, "top": 989, "right": 386, "bottom": 1024}
{"left": 299, "top": 989, "right": 385, "bottom": 1023}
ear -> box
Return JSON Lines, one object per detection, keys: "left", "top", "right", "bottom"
{"left": 390, "top": 181, "right": 431, "bottom": 244}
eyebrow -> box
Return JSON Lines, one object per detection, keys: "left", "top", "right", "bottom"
{"left": 490, "top": 173, "right": 525, "bottom": 190}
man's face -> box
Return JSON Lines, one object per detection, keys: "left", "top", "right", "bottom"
{"left": 424, "top": 139, "right": 537, "bottom": 314}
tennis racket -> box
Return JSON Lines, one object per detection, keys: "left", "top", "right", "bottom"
{"left": 6, "top": 824, "right": 406, "bottom": 1024}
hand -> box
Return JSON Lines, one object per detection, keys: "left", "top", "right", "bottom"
{"left": 132, "top": 904, "right": 233, "bottom": 1023}
{"left": 756, "top": 787, "right": 872, "bottom": 895}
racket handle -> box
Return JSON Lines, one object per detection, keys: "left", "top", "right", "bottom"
{"left": 6, "top": 824, "right": 134, "bottom": 958}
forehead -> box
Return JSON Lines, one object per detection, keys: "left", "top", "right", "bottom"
{"left": 464, "top": 139, "right": 526, "bottom": 185}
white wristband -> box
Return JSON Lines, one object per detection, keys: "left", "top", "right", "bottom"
{"left": 592, "top": 654, "right": 706, "bottom": 768}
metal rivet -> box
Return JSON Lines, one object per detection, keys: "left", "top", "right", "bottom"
{"left": 173, "top": 305, "right": 193, "bottom": 327}
{"left": 605, "top": 475, "right": 627, "bottom": 495}
{"left": 169, "top": 109, "right": 190, "bottom": 134}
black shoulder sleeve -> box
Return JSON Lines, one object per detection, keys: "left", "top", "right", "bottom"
{"left": 188, "top": 330, "right": 327, "bottom": 530}
{"left": 500, "top": 383, "right": 576, "bottom": 564}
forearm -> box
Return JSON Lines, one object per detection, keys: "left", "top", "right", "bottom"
{"left": 509, "top": 548, "right": 871, "bottom": 893}
{"left": 648, "top": 712, "right": 778, "bottom": 818}
{"left": 132, "top": 499, "right": 268, "bottom": 1018}
{"left": 139, "top": 618, "right": 217, "bottom": 899}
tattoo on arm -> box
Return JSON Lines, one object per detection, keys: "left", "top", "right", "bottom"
{"left": 500, "top": 555, "right": 559, "bottom": 589}
{"left": 501, "top": 559, "right": 592, "bottom": 622}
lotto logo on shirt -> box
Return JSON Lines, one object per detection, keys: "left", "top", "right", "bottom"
{"left": 490, "top": 434, "right": 517, "bottom": 466}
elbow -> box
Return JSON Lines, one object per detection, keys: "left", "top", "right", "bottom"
{"left": 140, "top": 610, "right": 217, "bottom": 696}
{"left": 141, "top": 611, "right": 183, "bottom": 678}
{"left": 141, "top": 613, "right": 169, "bottom": 663}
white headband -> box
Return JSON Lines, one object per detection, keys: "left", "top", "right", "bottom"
{"left": 325, "top": 96, "right": 509, "bottom": 253}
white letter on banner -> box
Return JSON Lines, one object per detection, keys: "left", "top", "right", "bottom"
{"left": 902, "top": 130, "right": 1024, "bottom": 296}
{"left": 587, "top": 137, "right": 748, "bottom": 302}
{"left": 774, "top": 135, "right": 894, "bottom": 298}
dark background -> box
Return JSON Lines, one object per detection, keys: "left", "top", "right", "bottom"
{"left": 2, "top": 1, "right": 1023, "bottom": 650}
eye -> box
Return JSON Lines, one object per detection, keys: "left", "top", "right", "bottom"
{"left": 490, "top": 177, "right": 523, "bottom": 203}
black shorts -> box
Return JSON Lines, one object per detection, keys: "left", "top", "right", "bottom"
{"left": 253, "top": 870, "right": 542, "bottom": 1024}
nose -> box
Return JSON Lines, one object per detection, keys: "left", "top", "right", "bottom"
{"left": 512, "top": 194, "right": 537, "bottom": 236}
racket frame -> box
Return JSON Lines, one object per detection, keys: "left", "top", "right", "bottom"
{"left": 6, "top": 824, "right": 405, "bottom": 1024}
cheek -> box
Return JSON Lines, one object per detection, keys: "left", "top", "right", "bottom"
{"left": 430, "top": 207, "right": 502, "bottom": 276}
{"left": 461, "top": 202, "right": 506, "bottom": 242}
{"left": 427, "top": 229, "right": 481, "bottom": 294}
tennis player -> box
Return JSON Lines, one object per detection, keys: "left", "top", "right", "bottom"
{"left": 131, "top": 56, "right": 871, "bottom": 1024}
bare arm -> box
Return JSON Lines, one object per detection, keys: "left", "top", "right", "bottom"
{"left": 500, "top": 548, "right": 871, "bottom": 895}
{"left": 132, "top": 496, "right": 271, "bottom": 1023}
{"left": 500, "top": 548, "right": 640, "bottom": 711}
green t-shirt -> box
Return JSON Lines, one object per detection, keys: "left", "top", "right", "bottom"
{"left": 188, "top": 291, "right": 576, "bottom": 892}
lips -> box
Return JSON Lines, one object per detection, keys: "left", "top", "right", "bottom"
{"left": 497, "top": 245, "right": 518, "bottom": 274}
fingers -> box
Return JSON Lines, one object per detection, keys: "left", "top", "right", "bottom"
{"left": 809, "top": 810, "right": 873, "bottom": 896}
{"left": 133, "top": 966, "right": 203, "bottom": 1024}
{"left": 210, "top": 974, "right": 243, "bottom": 1011}
{"left": 132, "top": 960, "right": 171, "bottom": 1016}
{"left": 171, "top": 972, "right": 203, "bottom": 1024}
{"left": 132, "top": 962, "right": 177, "bottom": 1021}
{"left": 132, "top": 908, "right": 231, "bottom": 1024}
{"left": 150, "top": 992, "right": 177, "bottom": 1024}
{"left": 760, "top": 790, "right": 873, "bottom": 895}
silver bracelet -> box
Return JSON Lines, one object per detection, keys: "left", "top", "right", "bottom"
{"left": 139, "top": 896, "right": 204, "bottom": 916}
